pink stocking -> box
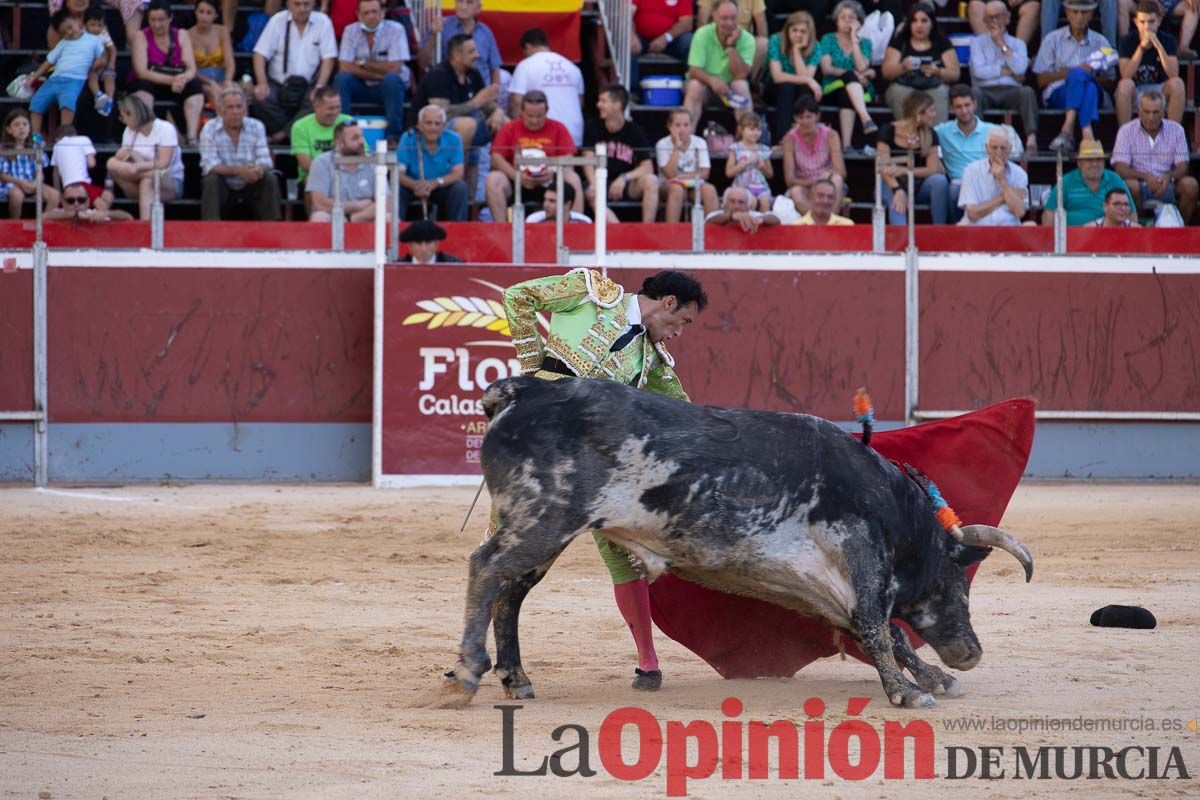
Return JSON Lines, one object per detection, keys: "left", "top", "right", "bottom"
{"left": 613, "top": 579, "right": 659, "bottom": 672}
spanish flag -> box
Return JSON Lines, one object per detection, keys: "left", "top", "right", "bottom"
{"left": 443, "top": 0, "right": 583, "bottom": 64}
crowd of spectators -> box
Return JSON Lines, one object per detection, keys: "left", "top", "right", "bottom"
{"left": 1, "top": 0, "right": 1198, "bottom": 229}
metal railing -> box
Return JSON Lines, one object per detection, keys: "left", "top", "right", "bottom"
{"left": 512, "top": 149, "right": 609, "bottom": 265}
{"left": 597, "top": 0, "right": 633, "bottom": 90}
{"left": 409, "top": 0, "right": 443, "bottom": 69}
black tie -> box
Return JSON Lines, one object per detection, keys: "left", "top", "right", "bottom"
{"left": 610, "top": 323, "right": 644, "bottom": 352}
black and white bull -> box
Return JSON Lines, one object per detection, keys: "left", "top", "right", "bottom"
{"left": 442, "top": 376, "right": 1033, "bottom": 709}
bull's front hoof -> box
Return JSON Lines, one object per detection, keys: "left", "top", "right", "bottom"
{"left": 938, "top": 676, "right": 965, "bottom": 698}
{"left": 504, "top": 683, "right": 535, "bottom": 700}
{"left": 495, "top": 666, "right": 535, "bottom": 700}
{"left": 891, "top": 690, "right": 937, "bottom": 709}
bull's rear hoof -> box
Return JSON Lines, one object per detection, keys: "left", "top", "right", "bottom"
{"left": 939, "top": 676, "right": 965, "bottom": 698}
{"left": 504, "top": 683, "right": 535, "bottom": 700}
{"left": 632, "top": 668, "right": 663, "bottom": 691}
{"left": 415, "top": 676, "right": 477, "bottom": 709}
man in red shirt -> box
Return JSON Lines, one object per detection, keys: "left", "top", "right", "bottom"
{"left": 629, "top": 0, "right": 696, "bottom": 94}
{"left": 485, "top": 89, "right": 584, "bottom": 222}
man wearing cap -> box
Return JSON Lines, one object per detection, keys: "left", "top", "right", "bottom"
{"left": 1111, "top": 89, "right": 1196, "bottom": 222}
{"left": 1042, "top": 0, "right": 1118, "bottom": 55}
{"left": 1033, "top": 0, "right": 1117, "bottom": 154}
{"left": 1041, "top": 139, "right": 1135, "bottom": 225}
{"left": 397, "top": 219, "right": 463, "bottom": 263}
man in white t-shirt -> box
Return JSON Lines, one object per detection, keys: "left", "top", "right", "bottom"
{"left": 524, "top": 183, "right": 593, "bottom": 223}
{"left": 50, "top": 126, "right": 96, "bottom": 190}
{"left": 507, "top": 27, "right": 585, "bottom": 147}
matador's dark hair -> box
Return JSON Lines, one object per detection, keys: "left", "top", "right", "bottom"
{"left": 641, "top": 270, "right": 708, "bottom": 312}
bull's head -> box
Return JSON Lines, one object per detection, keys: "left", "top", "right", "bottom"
{"left": 897, "top": 525, "right": 1033, "bottom": 671}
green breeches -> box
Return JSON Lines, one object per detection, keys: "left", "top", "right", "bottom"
{"left": 592, "top": 532, "right": 641, "bottom": 585}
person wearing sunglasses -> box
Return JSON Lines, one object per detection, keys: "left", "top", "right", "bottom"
{"left": 45, "top": 180, "right": 133, "bottom": 222}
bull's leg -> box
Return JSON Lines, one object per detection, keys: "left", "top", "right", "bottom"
{"left": 853, "top": 615, "right": 937, "bottom": 709}
{"left": 445, "top": 545, "right": 505, "bottom": 699}
{"left": 889, "top": 623, "right": 965, "bottom": 698}
{"left": 492, "top": 553, "right": 560, "bottom": 700}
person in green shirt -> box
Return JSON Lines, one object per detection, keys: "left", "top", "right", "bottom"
{"left": 1041, "top": 140, "right": 1136, "bottom": 227}
{"left": 684, "top": 0, "right": 755, "bottom": 126}
{"left": 485, "top": 267, "right": 707, "bottom": 692}
{"left": 289, "top": 85, "right": 352, "bottom": 182}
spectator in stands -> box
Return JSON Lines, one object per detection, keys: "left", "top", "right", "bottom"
{"left": 1033, "top": 0, "right": 1118, "bottom": 154}
{"left": 526, "top": 183, "right": 593, "bottom": 223}
{"left": 418, "top": 0, "right": 502, "bottom": 85}
{"left": 28, "top": 9, "right": 106, "bottom": 136}
{"left": 684, "top": 0, "right": 756, "bottom": 125}
{"left": 49, "top": 0, "right": 142, "bottom": 52}
{"left": 509, "top": 29, "right": 585, "bottom": 147}
{"left": 486, "top": 91, "right": 583, "bottom": 222}
{"left": 45, "top": 180, "right": 133, "bottom": 222}
{"left": 415, "top": 34, "right": 508, "bottom": 210}
{"left": 105, "top": 95, "right": 185, "bottom": 220}
{"left": 199, "top": 87, "right": 281, "bottom": 221}
{"left": 83, "top": 5, "right": 117, "bottom": 117}
{"left": 50, "top": 125, "right": 95, "bottom": 194}
{"left": 334, "top": 0, "right": 411, "bottom": 147}
{"left": 656, "top": 108, "right": 721, "bottom": 222}
{"left": 630, "top": 0, "right": 695, "bottom": 67}
{"left": 1111, "top": 90, "right": 1197, "bottom": 221}
{"left": 0, "top": 110, "right": 59, "bottom": 219}
{"left": 306, "top": 120, "right": 389, "bottom": 221}
{"left": 1116, "top": 1, "right": 1185, "bottom": 126}
{"left": 697, "top": 0, "right": 770, "bottom": 72}
{"left": 967, "top": 0, "right": 1040, "bottom": 46}
{"left": 129, "top": 0, "right": 207, "bottom": 146}
{"left": 705, "top": 186, "right": 781, "bottom": 231}
{"left": 1120, "top": 0, "right": 1199, "bottom": 60}
{"left": 817, "top": 0, "right": 879, "bottom": 148}
{"left": 795, "top": 178, "right": 855, "bottom": 224}
{"left": 1043, "top": 0, "right": 1118, "bottom": 51}
{"left": 726, "top": 111, "right": 773, "bottom": 213}
{"left": 1040, "top": 139, "right": 1135, "bottom": 225}
{"left": 1087, "top": 187, "right": 1136, "bottom": 225}
{"left": 766, "top": 11, "right": 823, "bottom": 143}
{"left": 935, "top": 85, "right": 995, "bottom": 222}
{"left": 881, "top": 3, "right": 961, "bottom": 124}
{"left": 251, "top": 0, "right": 338, "bottom": 142}
{"left": 290, "top": 86, "right": 351, "bottom": 182}
{"left": 782, "top": 94, "right": 847, "bottom": 216}
{"left": 397, "top": 219, "right": 463, "bottom": 263}
{"left": 877, "top": 90, "right": 950, "bottom": 225}
{"left": 969, "top": 2, "right": 1039, "bottom": 151}
{"left": 188, "top": 0, "right": 236, "bottom": 115}
{"left": 226, "top": 0, "right": 282, "bottom": 50}
{"left": 396, "top": 105, "right": 469, "bottom": 222}
{"left": 958, "top": 128, "right": 1030, "bottom": 224}
{"left": 582, "top": 84, "right": 659, "bottom": 224}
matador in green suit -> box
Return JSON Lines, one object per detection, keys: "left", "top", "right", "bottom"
{"left": 489, "top": 267, "right": 708, "bottom": 691}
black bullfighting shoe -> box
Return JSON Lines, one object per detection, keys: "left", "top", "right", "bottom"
{"left": 632, "top": 668, "right": 662, "bottom": 691}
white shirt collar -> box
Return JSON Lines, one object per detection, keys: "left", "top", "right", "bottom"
{"left": 627, "top": 293, "right": 642, "bottom": 326}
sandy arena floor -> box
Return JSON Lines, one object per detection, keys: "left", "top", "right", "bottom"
{"left": 0, "top": 483, "right": 1197, "bottom": 799}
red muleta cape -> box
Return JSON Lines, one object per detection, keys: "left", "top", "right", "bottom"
{"left": 646, "top": 398, "right": 1036, "bottom": 679}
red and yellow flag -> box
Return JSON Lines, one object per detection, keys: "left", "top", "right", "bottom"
{"left": 443, "top": 0, "right": 583, "bottom": 64}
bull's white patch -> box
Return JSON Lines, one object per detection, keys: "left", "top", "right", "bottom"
{"left": 584, "top": 437, "right": 682, "bottom": 568}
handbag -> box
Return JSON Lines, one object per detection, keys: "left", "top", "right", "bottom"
{"left": 277, "top": 20, "right": 314, "bottom": 107}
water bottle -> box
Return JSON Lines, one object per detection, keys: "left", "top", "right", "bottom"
{"left": 240, "top": 74, "right": 254, "bottom": 98}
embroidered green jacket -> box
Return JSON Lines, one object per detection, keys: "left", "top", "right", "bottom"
{"left": 502, "top": 268, "right": 688, "bottom": 401}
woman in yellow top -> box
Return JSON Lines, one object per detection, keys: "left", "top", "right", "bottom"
{"left": 187, "top": 0, "right": 236, "bottom": 112}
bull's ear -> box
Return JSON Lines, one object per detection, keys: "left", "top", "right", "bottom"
{"left": 950, "top": 543, "right": 992, "bottom": 568}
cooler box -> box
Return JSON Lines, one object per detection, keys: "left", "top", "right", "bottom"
{"left": 357, "top": 116, "right": 387, "bottom": 150}
{"left": 640, "top": 77, "right": 683, "bottom": 106}
{"left": 949, "top": 34, "right": 973, "bottom": 66}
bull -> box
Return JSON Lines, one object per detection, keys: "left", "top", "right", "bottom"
{"left": 441, "top": 376, "right": 1033, "bottom": 709}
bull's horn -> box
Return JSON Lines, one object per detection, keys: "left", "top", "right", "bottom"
{"left": 959, "top": 525, "right": 1034, "bottom": 583}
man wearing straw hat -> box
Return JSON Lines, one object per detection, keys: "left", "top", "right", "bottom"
{"left": 1040, "top": 139, "right": 1135, "bottom": 226}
